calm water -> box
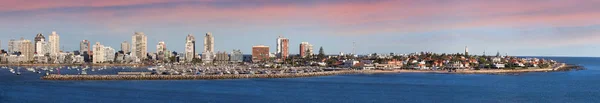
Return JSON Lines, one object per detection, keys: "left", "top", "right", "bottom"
{"left": 0, "top": 57, "right": 599, "bottom": 103}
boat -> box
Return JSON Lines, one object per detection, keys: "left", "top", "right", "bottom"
{"left": 81, "top": 71, "right": 87, "bottom": 75}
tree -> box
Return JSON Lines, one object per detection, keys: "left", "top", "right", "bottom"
{"left": 318, "top": 46, "right": 325, "bottom": 59}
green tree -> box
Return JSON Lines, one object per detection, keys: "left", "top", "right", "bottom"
{"left": 318, "top": 46, "right": 325, "bottom": 59}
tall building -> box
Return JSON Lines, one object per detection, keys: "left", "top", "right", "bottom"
{"left": 215, "top": 51, "right": 229, "bottom": 65}
{"left": 48, "top": 31, "right": 60, "bottom": 56}
{"left": 203, "top": 32, "right": 215, "bottom": 63}
{"left": 8, "top": 39, "right": 19, "bottom": 53}
{"left": 299, "top": 42, "right": 313, "bottom": 58}
{"left": 132, "top": 32, "right": 148, "bottom": 60}
{"left": 156, "top": 41, "right": 166, "bottom": 54}
{"left": 230, "top": 49, "right": 243, "bottom": 63}
{"left": 20, "top": 39, "right": 34, "bottom": 61}
{"left": 185, "top": 34, "right": 196, "bottom": 62}
{"left": 121, "top": 41, "right": 130, "bottom": 54}
{"left": 80, "top": 40, "right": 90, "bottom": 54}
{"left": 35, "top": 40, "right": 49, "bottom": 55}
{"left": 276, "top": 36, "right": 289, "bottom": 60}
{"left": 252, "top": 45, "right": 269, "bottom": 62}
{"left": 93, "top": 42, "right": 105, "bottom": 64}
{"left": 104, "top": 46, "right": 115, "bottom": 62}
{"left": 34, "top": 33, "right": 45, "bottom": 52}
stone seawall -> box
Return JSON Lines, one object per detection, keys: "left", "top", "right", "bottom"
{"left": 41, "top": 71, "right": 364, "bottom": 80}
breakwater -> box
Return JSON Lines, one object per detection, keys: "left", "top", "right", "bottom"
{"left": 41, "top": 70, "right": 365, "bottom": 80}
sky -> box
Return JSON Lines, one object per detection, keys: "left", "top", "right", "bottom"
{"left": 0, "top": 0, "right": 599, "bottom": 57}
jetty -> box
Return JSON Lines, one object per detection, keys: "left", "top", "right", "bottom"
{"left": 41, "top": 70, "right": 364, "bottom": 80}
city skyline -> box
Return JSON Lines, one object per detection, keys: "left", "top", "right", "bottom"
{"left": 0, "top": 0, "right": 599, "bottom": 56}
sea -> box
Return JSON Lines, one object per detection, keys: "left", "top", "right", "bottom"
{"left": 0, "top": 57, "right": 599, "bottom": 103}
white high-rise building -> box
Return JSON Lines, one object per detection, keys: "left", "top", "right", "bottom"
{"left": 121, "top": 41, "right": 130, "bottom": 54}
{"left": 132, "top": 32, "right": 147, "bottom": 60}
{"left": 203, "top": 32, "right": 215, "bottom": 63}
{"left": 48, "top": 31, "right": 60, "bottom": 56}
{"left": 93, "top": 42, "right": 105, "bottom": 64}
{"left": 35, "top": 40, "right": 50, "bottom": 55}
{"left": 185, "top": 34, "right": 196, "bottom": 62}
{"left": 156, "top": 41, "right": 166, "bottom": 54}
{"left": 104, "top": 46, "right": 115, "bottom": 62}
{"left": 34, "top": 33, "right": 45, "bottom": 52}
{"left": 8, "top": 39, "right": 19, "bottom": 53}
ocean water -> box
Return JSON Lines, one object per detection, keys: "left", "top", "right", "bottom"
{"left": 0, "top": 57, "right": 599, "bottom": 103}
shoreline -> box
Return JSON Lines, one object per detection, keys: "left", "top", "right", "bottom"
{"left": 0, "top": 64, "right": 148, "bottom": 67}
{"left": 41, "top": 63, "right": 582, "bottom": 80}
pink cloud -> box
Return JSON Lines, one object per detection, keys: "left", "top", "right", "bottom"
{"left": 2, "top": 0, "right": 599, "bottom": 37}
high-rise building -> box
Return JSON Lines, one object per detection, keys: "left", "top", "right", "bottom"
{"left": 215, "top": 51, "right": 229, "bottom": 64}
{"left": 80, "top": 40, "right": 90, "bottom": 54}
{"left": 121, "top": 41, "right": 130, "bottom": 54}
{"left": 252, "top": 45, "right": 269, "bottom": 62}
{"left": 230, "top": 49, "right": 243, "bottom": 63}
{"left": 185, "top": 34, "right": 196, "bottom": 62}
{"left": 156, "top": 41, "right": 166, "bottom": 54}
{"left": 8, "top": 39, "right": 19, "bottom": 53}
{"left": 132, "top": 32, "right": 148, "bottom": 60}
{"left": 34, "top": 33, "right": 45, "bottom": 52}
{"left": 299, "top": 42, "right": 313, "bottom": 58}
{"left": 20, "top": 39, "right": 34, "bottom": 61}
{"left": 93, "top": 42, "right": 105, "bottom": 64}
{"left": 104, "top": 46, "right": 115, "bottom": 62}
{"left": 276, "top": 36, "right": 289, "bottom": 60}
{"left": 48, "top": 31, "right": 60, "bottom": 56}
{"left": 203, "top": 32, "right": 215, "bottom": 63}
{"left": 35, "top": 40, "right": 49, "bottom": 55}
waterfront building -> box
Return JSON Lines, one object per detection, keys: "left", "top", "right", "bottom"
{"left": 104, "top": 46, "right": 115, "bottom": 62}
{"left": 230, "top": 49, "right": 243, "bottom": 63}
{"left": 185, "top": 34, "right": 196, "bottom": 62}
{"left": 156, "top": 41, "right": 166, "bottom": 54}
{"left": 7, "top": 55, "right": 25, "bottom": 63}
{"left": 215, "top": 51, "right": 229, "bottom": 65}
{"left": 80, "top": 40, "right": 90, "bottom": 54}
{"left": 299, "top": 42, "right": 313, "bottom": 58}
{"left": 252, "top": 45, "right": 270, "bottom": 62}
{"left": 156, "top": 41, "right": 167, "bottom": 61}
{"left": 276, "top": 36, "right": 289, "bottom": 60}
{"left": 20, "top": 39, "right": 34, "bottom": 62}
{"left": 93, "top": 42, "right": 105, "bottom": 64}
{"left": 203, "top": 32, "right": 215, "bottom": 63}
{"left": 35, "top": 39, "right": 50, "bottom": 55}
{"left": 34, "top": 33, "right": 45, "bottom": 52}
{"left": 8, "top": 39, "right": 19, "bottom": 53}
{"left": 121, "top": 41, "right": 130, "bottom": 54}
{"left": 48, "top": 31, "right": 60, "bottom": 56}
{"left": 73, "top": 55, "right": 84, "bottom": 64}
{"left": 132, "top": 32, "right": 148, "bottom": 60}
{"left": 34, "top": 55, "right": 48, "bottom": 63}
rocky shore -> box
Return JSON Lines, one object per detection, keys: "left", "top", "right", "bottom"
{"left": 41, "top": 63, "right": 584, "bottom": 80}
